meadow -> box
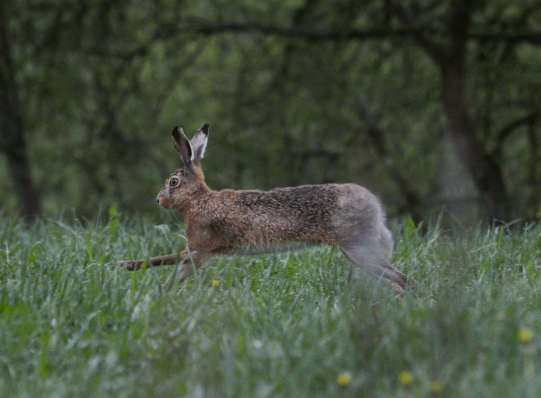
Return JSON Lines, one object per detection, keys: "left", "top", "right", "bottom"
{"left": 1, "top": 211, "right": 540, "bottom": 397}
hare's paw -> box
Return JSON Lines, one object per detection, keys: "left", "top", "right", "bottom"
{"left": 119, "top": 260, "right": 144, "bottom": 271}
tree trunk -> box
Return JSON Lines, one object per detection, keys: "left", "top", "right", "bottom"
{"left": 441, "top": 60, "right": 509, "bottom": 221}
{"left": 438, "top": 0, "right": 510, "bottom": 222}
{"left": 0, "top": 3, "right": 41, "bottom": 220}
{"left": 390, "top": 0, "right": 511, "bottom": 221}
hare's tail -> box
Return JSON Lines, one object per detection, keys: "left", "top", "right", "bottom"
{"left": 381, "top": 217, "right": 396, "bottom": 255}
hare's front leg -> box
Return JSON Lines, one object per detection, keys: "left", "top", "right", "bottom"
{"left": 120, "top": 250, "right": 211, "bottom": 279}
{"left": 177, "top": 250, "right": 211, "bottom": 282}
{"left": 120, "top": 251, "right": 190, "bottom": 271}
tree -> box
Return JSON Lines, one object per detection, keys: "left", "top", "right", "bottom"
{"left": 0, "top": 1, "right": 41, "bottom": 220}
{"left": 390, "top": 0, "right": 511, "bottom": 221}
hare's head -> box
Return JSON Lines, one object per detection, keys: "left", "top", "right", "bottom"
{"left": 156, "top": 123, "right": 210, "bottom": 210}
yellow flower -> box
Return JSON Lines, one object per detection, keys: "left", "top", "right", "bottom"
{"left": 212, "top": 279, "right": 220, "bottom": 287}
{"left": 429, "top": 381, "right": 441, "bottom": 393}
{"left": 518, "top": 328, "right": 534, "bottom": 343}
{"left": 399, "top": 371, "right": 413, "bottom": 385}
{"left": 337, "top": 372, "right": 352, "bottom": 386}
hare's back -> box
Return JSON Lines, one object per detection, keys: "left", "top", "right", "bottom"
{"left": 229, "top": 183, "right": 383, "bottom": 224}
{"left": 199, "top": 184, "right": 386, "bottom": 251}
{"left": 223, "top": 184, "right": 384, "bottom": 246}
{"left": 238, "top": 184, "right": 341, "bottom": 219}
{"left": 263, "top": 183, "right": 390, "bottom": 250}
{"left": 223, "top": 185, "right": 339, "bottom": 246}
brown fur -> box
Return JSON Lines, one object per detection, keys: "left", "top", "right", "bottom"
{"left": 121, "top": 124, "right": 419, "bottom": 295}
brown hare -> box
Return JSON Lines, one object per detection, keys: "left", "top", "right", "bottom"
{"left": 121, "top": 124, "right": 419, "bottom": 295}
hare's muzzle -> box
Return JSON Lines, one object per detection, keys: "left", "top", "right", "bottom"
{"left": 157, "top": 195, "right": 170, "bottom": 208}
{"left": 156, "top": 187, "right": 170, "bottom": 208}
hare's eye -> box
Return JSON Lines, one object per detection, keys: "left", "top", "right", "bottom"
{"left": 169, "top": 178, "right": 180, "bottom": 187}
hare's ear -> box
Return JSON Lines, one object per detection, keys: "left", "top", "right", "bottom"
{"left": 191, "top": 123, "right": 209, "bottom": 163}
{"left": 172, "top": 126, "right": 193, "bottom": 166}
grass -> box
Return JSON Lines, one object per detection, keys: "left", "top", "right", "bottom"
{"left": 1, "top": 211, "right": 541, "bottom": 397}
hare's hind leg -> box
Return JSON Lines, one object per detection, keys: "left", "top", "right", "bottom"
{"left": 339, "top": 244, "right": 418, "bottom": 295}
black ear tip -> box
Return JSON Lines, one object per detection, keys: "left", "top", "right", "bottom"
{"left": 172, "top": 125, "right": 186, "bottom": 139}
{"left": 201, "top": 123, "right": 209, "bottom": 134}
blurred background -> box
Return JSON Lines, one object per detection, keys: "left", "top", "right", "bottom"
{"left": 1, "top": 0, "right": 540, "bottom": 225}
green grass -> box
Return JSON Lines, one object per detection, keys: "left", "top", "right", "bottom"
{"left": 1, "top": 212, "right": 541, "bottom": 397}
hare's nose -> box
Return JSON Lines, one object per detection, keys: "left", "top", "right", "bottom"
{"left": 156, "top": 198, "right": 160, "bottom": 203}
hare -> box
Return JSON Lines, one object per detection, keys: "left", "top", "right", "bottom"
{"left": 121, "top": 124, "right": 419, "bottom": 295}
